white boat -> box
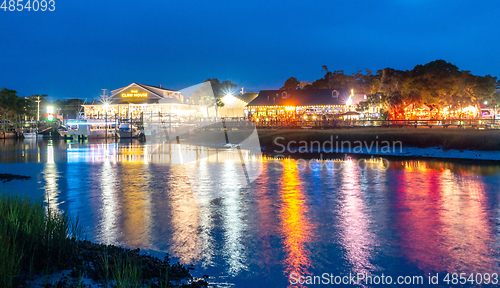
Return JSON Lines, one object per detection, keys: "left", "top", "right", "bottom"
{"left": 67, "top": 121, "right": 117, "bottom": 139}
{"left": 23, "top": 132, "right": 43, "bottom": 139}
{"left": 118, "top": 123, "right": 140, "bottom": 138}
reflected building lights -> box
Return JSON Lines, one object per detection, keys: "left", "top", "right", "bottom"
{"left": 43, "top": 142, "right": 60, "bottom": 213}
{"left": 338, "top": 161, "right": 376, "bottom": 274}
{"left": 117, "top": 165, "right": 153, "bottom": 248}
{"left": 190, "top": 160, "right": 216, "bottom": 268}
{"left": 222, "top": 160, "right": 247, "bottom": 275}
{"left": 4, "top": 138, "right": 500, "bottom": 285}
{"left": 395, "top": 164, "right": 498, "bottom": 273}
{"left": 98, "top": 160, "right": 118, "bottom": 244}
{"left": 254, "top": 160, "right": 279, "bottom": 275}
{"left": 279, "top": 159, "right": 314, "bottom": 277}
{"left": 165, "top": 165, "right": 203, "bottom": 265}
{"left": 438, "top": 170, "right": 496, "bottom": 273}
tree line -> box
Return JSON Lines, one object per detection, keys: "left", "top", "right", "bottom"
{"left": 281, "top": 60, "right": 500, "bottom": 115}
{"left": 0, "top": 88, "right": 84, "bottom": 121}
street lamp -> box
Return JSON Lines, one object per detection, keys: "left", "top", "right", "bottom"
{"left": 46, "top": 106, "right": 55, "bottom": 122}
{"left": 223, "top": 93, "right": 235, "bottom": 118}
{"left": 346, "top": 97, "right": 352, "bottom": 106}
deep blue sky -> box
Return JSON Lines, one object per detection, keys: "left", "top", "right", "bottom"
{"left": 1, "top": 0, "right": 499, "bottom": 101}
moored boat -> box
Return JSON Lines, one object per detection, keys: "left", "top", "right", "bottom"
{"left": 23, "top": 133, "right": 43, "bottom": 139}
{"left": 0, "top": 132, "right": 16, "bottom": 139}
{"left": 118, "top": 123, "right": 140, "bottom": 138}
{"left": 67, "top": 120, "right": 118, "bottom": 139}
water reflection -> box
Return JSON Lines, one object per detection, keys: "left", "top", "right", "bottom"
{"left": 2, "top": 140, "right": 500, "bottom": 288}
{"left": 279, "top": 159, "right": 314, "bottom": 277}
{"left": 99, "top": 159, "right": 118, "bottom": 244}
{"left": 161, "top": 164, "right": 204, "bottom": 265}
{"left": 338, "top": 161, "right": 377, "bottom": 274}
{"left": 117, "top": 164, "right": 153, "bottom": 248}
{"left": 254, "top": 159, "right": 279, "bottom": 277}
{"left": 393, "top": 161, "right": 498, "bottom": 273}
{"left": 222, "top": 160, "right": 248, "bottom": 275}
{"left": 43, "top": 142, "right": 60, "bottom": 213}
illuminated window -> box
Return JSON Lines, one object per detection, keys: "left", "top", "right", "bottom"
{"left": 332, "top": 90, "right": 338, "bottom": 98}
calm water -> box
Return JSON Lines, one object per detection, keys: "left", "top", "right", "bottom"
{"left": 1, "top": 139, "right": 500, "bottom": 287}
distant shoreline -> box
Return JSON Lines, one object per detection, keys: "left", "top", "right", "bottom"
{"left": 262, "top": 147, "right": 500, "bottom": 162}
{"left": 0, "top": 173, "right": 31, "bottom": 183}
{"left": 182, "top": 128, "right": 500, "bottom": 161}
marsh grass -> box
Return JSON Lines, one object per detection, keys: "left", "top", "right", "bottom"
{"left": 112, "top": 255, "right": 142, "bottom": 288}
{"left": 0, "top": 194, "right": 207, "bottom": 287}
{"left": 0, "top": 195, "right": 77, "bottom": 287}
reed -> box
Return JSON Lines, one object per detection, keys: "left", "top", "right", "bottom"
{"left": 0, "top": 194, "right": 207, "bottom": 287}
{"left": 0, "top": 195, "right": 77, "bottom": 287}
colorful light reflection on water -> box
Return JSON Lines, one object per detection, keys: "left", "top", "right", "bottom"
{"left": 1, "top": 139, "right": 500, "bottom": 287}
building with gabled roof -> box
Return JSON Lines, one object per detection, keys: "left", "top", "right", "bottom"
{"left": 246, "top": 89, "right": 354, "bottom": 120}
{"left": 82, "top": 83, "right": 198, "bottom": 120}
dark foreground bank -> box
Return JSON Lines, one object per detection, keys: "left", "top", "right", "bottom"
{"left": 0, "top": 173, "right": 31, "bottom": 183}
{"left": 0, "top": 194, "right": 208, "bottom": 288}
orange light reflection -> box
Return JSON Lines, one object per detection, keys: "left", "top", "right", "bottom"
{"left": 279, "top": 159, "right": 314, "bottom": 280}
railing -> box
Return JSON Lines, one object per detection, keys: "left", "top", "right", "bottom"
{"left": 252, "top": 119, "right": 500, "bottom": 129}
{"left": 73, "top": 116, "right": 500, "bottom": 132}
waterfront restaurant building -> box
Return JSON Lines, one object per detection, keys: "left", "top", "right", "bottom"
{"left": 246, "top": 89, "right": 353, "bottom": 120}
{"left": 82, "top": 83, "right": 198, "bottom": 120}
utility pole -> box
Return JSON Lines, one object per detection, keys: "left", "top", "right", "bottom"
{"left": 24, "top": 97, "right": 27, "bottom": 121}
{"left": 100, "top": 89, "right": 108, "bottom": 120}
{"left": 35, "top": 95, "right": 41, "bottom": 137}
{"left": 35, "top": 96, "right": 41, "bottom": 122}
{"left": 102, "top": 89, "right": 108, "bottom": 140}
{"left": 101, "top": 89, "right": 107, "bottom": 102}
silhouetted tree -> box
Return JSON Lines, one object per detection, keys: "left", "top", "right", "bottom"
{"left": 280, "top": 77, "right": 300, "bottom": 90}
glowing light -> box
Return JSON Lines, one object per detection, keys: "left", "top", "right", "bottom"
{"left": 346, "top": 97, "right": 352, "bottom": 106}
{"left": 223, "top": 94, "right": 235, "bottom": 105}
{"left": 285, "top": 106, "right": 295, "bottom": 111}
{"left": 47, "top": 106, "right": 54, "bottom": 113}
{"left": 462, "top": 106, "right": 478, "bottom": 114}
{"left": 484, "top": 101, "right": 488, "bottom": 105}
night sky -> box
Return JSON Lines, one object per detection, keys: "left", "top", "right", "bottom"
{"left": 1, "top": 0, "right": 499, "bottom": 101}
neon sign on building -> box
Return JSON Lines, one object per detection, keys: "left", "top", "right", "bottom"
{"left": 121, "top": 89, "right": 148, "bottom": 98}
